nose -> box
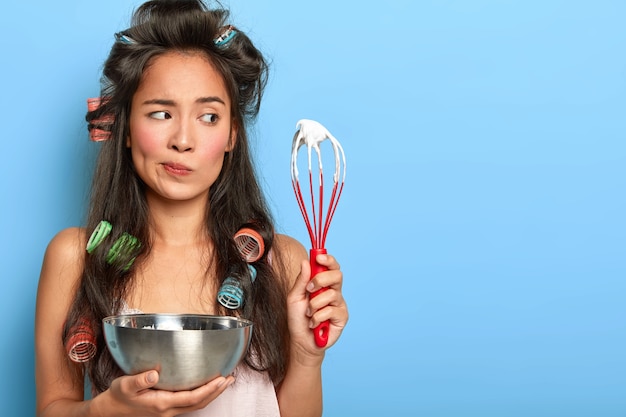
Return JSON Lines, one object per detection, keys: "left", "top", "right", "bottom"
{"left": 169, "top": 119, "right": 194, "bottom": 152}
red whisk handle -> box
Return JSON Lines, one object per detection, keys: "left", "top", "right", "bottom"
{"left": 309, "top": 248, "right": 330, "bottom": 347}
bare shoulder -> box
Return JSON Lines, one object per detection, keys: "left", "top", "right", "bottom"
{"left": 46, "top": 226, "right": 86, "bottom": 255}
{"left": 272, "top": 234, "right": 308, "bottom": 286}
{"left": 41, "top": 227, "right": 86, "bottom": 277}
{"left": 273, "top": 233, "right": 308, "bottom": 262}
{"left": 37, "top": 227, "right": 86, "bottom": 311}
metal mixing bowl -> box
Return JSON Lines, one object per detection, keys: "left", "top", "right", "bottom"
{"left": 103, "top": 314, "right": 253, "bottom": 391}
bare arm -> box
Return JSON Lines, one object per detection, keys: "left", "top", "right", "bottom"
{"left": 35, "top": 228, "right": 93, "bottom": 416}
{"left": 274, "top": 235, "right": 349, "bottom": 417}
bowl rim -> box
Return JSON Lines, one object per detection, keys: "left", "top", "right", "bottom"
{"left": 102, "top": 313, "right": 253, "bottom": 329}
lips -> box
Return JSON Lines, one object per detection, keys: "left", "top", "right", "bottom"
{"left": 162, "top": 162, "right": 192, "bottom": 176}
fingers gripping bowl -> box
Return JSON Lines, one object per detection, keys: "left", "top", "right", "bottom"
{"left": 103, "top": 314, "right": 253, "bottom": 391}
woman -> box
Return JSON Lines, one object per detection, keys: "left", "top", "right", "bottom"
{"left": 35, "top": 1, "right": 348, "bottom": 416}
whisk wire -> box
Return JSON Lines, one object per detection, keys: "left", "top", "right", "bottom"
{"left": 322, "top": 180, "right": 343, "bottom": 247}
{"left": 292, "top": 178, "right": 316, "bottom": 247}
{"left": 314, "top": 171, "right": 323, "bottom": 248}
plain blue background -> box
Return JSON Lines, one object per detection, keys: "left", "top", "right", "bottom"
{"left": 1, "top": 1, "right": 625, "bottom": 416}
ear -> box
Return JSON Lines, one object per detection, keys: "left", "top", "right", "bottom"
{"left": 226, "top": 122, "right": 238, "bottom": 152}
{"left": 126, "top": 135, "right": 131, "bottom": 148}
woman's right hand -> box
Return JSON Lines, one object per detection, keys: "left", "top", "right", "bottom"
{"left": 94, "top": 371, "right": 234, "bottom": 417}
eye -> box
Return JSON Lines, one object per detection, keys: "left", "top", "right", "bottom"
{"left": 200, "top": 113, "right": 218, "bottom": 124}
{"left": 150, "top": 111, "right": 171, "bottom": 120}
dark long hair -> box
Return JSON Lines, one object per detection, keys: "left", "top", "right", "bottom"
{"left": 63, "top": 0, "right": 289, "bottom": 393}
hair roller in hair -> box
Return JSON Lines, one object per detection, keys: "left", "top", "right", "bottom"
{"left": 65, "top": 318, "right": 97, "bottom": 363}
{"left": 87, "top": 97, "right": 114, "bottom": 142}
{"left": 217, "top": 265, "right": 257, "bottom": 310}
{"left": 86, "top": 220, "right": 112, "bottom": 253}
{"left": 214, "top": 25, "right": 237, "bottom": 47}
{"left": 106, "top": 232, "right": 141, "bottom": 271}
{"left": 234, "top": 227, "right": 265, "bottom": 262}
{"left": 217, "top": 276, "right": 244, "bottom": 309}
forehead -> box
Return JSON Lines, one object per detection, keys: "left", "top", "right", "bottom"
{"left": 136, "top": 50, "right": 230, "bottom": 102}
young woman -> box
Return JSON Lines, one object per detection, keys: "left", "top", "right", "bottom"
{"left": 35, "top": 1, "right": 348, "bottom": 416}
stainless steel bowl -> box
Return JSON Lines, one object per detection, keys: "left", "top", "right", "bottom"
{"left": 103, "top": 314, "right": 253, "bottom": 391}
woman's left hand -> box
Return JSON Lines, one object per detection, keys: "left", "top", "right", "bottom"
{"left": 286, "top": 252, "right": 349, "bottom": 362}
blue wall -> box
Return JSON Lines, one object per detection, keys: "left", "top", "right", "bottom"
{"left": 1, "top": 1, "right": 624, "bottom": 415}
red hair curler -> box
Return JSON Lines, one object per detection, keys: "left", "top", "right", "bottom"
{"left": 65, "top": 318, "right": 97, "bottom": 363}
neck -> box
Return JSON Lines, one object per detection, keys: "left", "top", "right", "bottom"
{"left": 145, "top": 192, "right": 209, "bottom": 247}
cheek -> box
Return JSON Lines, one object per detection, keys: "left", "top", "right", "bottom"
{"left": 129, "top": 124, "right": 162, "bottom": 156}
{"left": 200, "top": 133, "right": 232, "bottom": 161}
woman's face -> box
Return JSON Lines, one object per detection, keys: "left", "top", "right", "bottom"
{"left": 128, "top": 50, "right": 236, "bottom": 205}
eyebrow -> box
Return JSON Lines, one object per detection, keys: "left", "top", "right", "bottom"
{"left": 142, "top": 96, "right": 226, "bottom": 106}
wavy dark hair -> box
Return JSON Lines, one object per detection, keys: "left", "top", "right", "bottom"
{"left": 63, "top": 0, "right": 290, "bottom": 393}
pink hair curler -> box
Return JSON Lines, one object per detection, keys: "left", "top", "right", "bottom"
{"left": 290, "top": 119, "right": 346, "bottom": 348}
{"left": 234, "top": 227, "right": 265, "bottom": 262}
{"left": 87, "top": 97, "right": 114, "bottom": 142}
{"left": 65, "top": 318, "right": 97, "bottom": 363}
{"left": 86, "top": 97, "right": 104, "bottom": 112}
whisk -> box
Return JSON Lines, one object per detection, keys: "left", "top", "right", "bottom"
{"left": 291, "top": 119, "right": 346, "bottom": 347}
